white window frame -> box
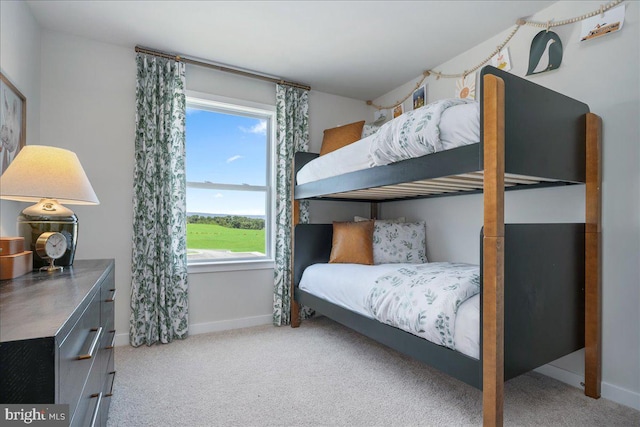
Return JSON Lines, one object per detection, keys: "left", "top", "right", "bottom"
{"left": 185, "top": 91, "right": 276, "bottom": 273}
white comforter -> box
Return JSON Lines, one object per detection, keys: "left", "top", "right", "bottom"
{"left": 297, "top": 100, "right": 480, "bottom": 185}
{"left": 299, "top": 263, "right": 481, "bottom": 359}
{"left": 365, "top": 262, "right": 480, "bottom": 351}
{"left": 370, "top": 98, "right": 476, "bottom": 166}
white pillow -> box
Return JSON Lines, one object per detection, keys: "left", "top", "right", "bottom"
{"left": 372, "top": 221, "right": 427, "bottom": 264}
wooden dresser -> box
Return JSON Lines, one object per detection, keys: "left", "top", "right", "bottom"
{"left": 0, "top": 259, "right": 116, "bottom": 427}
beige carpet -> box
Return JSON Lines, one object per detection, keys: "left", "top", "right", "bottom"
{"left": 108, "top": 316, "right": 639, "bottom": 426}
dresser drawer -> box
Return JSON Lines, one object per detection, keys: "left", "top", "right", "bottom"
{"left": 58, "top": 287, "right": 102, "bottom": 417}
{"left": 101, "top": 351, "right": 115, "bottom": 427}
{"left": 102, "top": 283, "right": 116, "bottom": 333}
{"left": 74, "top": 337, "right": 114, "bottom": 427}
{"left": 73, "top": 363, "right": 105, "bottom": 427}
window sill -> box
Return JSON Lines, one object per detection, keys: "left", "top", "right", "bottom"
{"left": 187, "top": 259, "right": 275, "bottom": 274}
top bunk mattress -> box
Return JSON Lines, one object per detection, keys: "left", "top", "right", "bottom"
{"left": 297, "top": 100, "right": 480, "bottom": 185}
{"left": 294, "top": 67, "right": 591, "bottom": 202}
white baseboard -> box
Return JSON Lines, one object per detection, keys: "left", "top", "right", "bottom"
{"left": 114, "top": 314, "right": 273, "bottom": 348}
{"left": 535, "top": 364, "right": 640, "bottom": 411}
{"left": 114, "top": 333, "right": 129, "bottom": 347}
{"left": 188, "top": 314, "right": 273, "bottom": 335}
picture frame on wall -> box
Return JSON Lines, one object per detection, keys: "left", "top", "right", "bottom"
{"left": 412, "top": 85, "right": 427, "bottom": 110}
{"left": 0, "top": 72, "right": 27, "bottom": 175}
{"left": 392, "top": 103, "right": 404, "bottom": 119}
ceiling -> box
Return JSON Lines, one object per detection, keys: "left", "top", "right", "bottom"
{"left": 26, "top": 1, "right": 554, "bottom": 100}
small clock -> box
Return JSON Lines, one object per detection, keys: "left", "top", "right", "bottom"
{"left": 35, "top": 231, "right": 68, "bottom": 272}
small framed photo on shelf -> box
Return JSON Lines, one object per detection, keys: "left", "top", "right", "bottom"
{"left": 412, "top": 85, "right": 427, "bottom": 110}
{"left": 0, "top": 73, "right": 26, "bottom": 175}
{"left": 393, "top": 104, "right": 404, "bottom": 119}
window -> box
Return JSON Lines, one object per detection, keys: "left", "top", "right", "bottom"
{"left": 185, "top": 92, "right": 275, "bottom": 268}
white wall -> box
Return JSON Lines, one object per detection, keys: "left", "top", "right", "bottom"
{"left": 0, "top": 0, "right": 41, "bottom": 236}
{"left": 39, "top": 31, "right": 136, "bottom": 345}
{"left": 36, "top": 30, "right": 370, "bottom": 345}
{"left": 373, "top": 1, "right": 639, "bottom": 408}
{"left": 307, "top": 90, "right": 371, "bottom": 222}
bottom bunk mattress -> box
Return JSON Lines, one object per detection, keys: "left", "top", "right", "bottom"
{"left": 299, "top": 262, "right": 480, "bottom": 359}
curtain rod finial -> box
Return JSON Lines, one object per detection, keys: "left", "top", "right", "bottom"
{"left": 366, "top": 100, "right": 373, "bottom": 106}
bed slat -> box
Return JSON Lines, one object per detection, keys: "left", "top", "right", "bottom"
{"left": 299, "top": 170, "right": 571, "bottom": 201}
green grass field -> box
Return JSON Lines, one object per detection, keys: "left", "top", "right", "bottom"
{"left": 187, "top": 223, "right": 265, "bottom": 253}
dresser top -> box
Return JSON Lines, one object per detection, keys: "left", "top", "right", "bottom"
{"left": 0, "top": 259, "right": 115, "bottom": 343}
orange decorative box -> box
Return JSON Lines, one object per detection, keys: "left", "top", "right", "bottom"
{"left": 1, "top": 237, "right": 24, "bottom": 256}
{"left": 0, "top": 237, "right": 33, "bottom": 280}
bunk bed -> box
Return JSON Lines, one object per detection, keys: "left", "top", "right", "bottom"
{"left": 291, "top": 67, "right": 601, "bottom": 425}
{"left": 290, "top": 66, "right": 602, "bottom": 426}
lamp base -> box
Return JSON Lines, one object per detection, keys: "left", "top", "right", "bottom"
{"left": 18, "top": 199, "right": 78, "bottom": 269}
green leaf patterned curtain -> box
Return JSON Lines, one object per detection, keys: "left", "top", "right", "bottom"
{"left": 130, "top": 53, "right": 189, "bottom": 346}
{"left": 273, "top": 84, "right": 310, "bottom": 326}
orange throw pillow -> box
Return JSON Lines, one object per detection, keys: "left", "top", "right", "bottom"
{"left": 319, "top": 121, "right": 365, "bottom": 156}
{"left": 329, "top": 220, "right": 374, "bottom": 265}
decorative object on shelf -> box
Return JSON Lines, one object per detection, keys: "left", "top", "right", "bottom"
{"left": 456, "top": 72, "right": 476, "bottom": 100}
{"left": 35, "top": 231, "right": 68, "bottom": 272}
{"left": 527, "top": 30, "right": 563, "bottom": 76}
{"left": 413, "top": 85, "right": 427, "bottom": 110}
{"left": 0, "top": 237, "right": 32, "bottom": 280}
{"left": 580, "top": 3, "right": 625, "bottom": 42}
{"left": 0, "top": 73, "right": 26, "bottom": 175}
{"left": 491, "top": 47, "right": 512, "bottom": 71}
{"left": 0, "top": 145, "right": 99, "bottom": 268}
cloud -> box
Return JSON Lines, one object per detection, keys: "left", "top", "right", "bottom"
{"left": 214, "top": 193, "right": 223, "bottom": 198}
{"left": 226, "top": 155, "right": 243, "bottom": 163}
{"left": 239, "top": 120, "right": 267, "bottom": 135}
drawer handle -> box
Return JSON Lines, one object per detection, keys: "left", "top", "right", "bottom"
{"left": 89, "top": 392, "right": 103, "bottom": 427}
{"left": 78, "top": 327, "right": 103, "bottom": 360}
{"left": 106, "top": 371, "right": 116, "bottom": 397}
{"left": 106, "top": 329, "right": 116, "bottom": 349}
{"left": 106, "top": 288, "right": 117, "bottom": 303}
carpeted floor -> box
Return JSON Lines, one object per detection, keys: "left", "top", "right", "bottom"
{"left": 108, "top": 316, "right": 639, "bottom": 426}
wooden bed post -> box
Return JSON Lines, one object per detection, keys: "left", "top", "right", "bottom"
{"left": 291, "top": 164, "right": 302, "bottom": 328}
{"left": 584, "top": 113, "right": 602, "bottom": 397}
{"left": 482, "top": 74, "right": 505, "bottom": 427}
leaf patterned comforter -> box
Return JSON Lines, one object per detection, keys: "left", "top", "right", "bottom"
{"left": 365, "top": 262, "right": 480, "bottom": 350}
{"left": 370, "top": 98, "right": 475, "bottom": 166}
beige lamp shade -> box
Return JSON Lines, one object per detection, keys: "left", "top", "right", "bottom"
{"left": 0, "top": 145, "right": 99, "bottom": 205}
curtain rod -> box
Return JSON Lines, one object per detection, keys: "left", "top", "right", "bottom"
{"left": 135, "top": 46, "right": 311, "bottom": 91}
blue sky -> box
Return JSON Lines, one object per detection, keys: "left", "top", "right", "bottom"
{"left": 186, "top": 108, "right": 267, "bottom": 216}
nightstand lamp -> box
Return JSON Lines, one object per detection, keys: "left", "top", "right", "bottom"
{"left": 0, "top": 145, "right": 99, "bottom": 268}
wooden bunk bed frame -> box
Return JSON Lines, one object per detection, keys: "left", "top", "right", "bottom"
{"left": 290, "top": 66, "right": 602, "bottom": 426}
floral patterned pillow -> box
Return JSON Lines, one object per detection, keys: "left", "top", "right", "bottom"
{"left": 361, "top": 123, "right": 381, "bottom": 139}
{"left": 372, "top": 221, "right": 427, "bottom": 264}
